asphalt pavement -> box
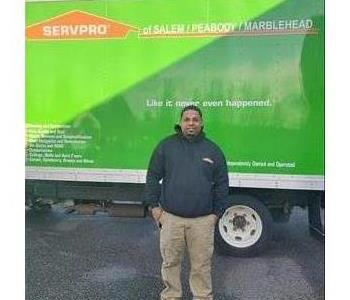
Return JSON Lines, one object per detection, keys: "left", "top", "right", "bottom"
{"left": 26, "top": 205, "right": 324, "bottom": 300}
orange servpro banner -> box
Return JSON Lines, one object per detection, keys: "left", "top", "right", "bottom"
{"left": 26, "top": 10, "right": 138, "bottom": 40}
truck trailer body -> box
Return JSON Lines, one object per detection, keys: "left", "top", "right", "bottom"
{"left": 25, "top": 0, "right": 325, "bottom": 255}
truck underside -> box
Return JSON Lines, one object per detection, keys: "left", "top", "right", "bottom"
{"left": 26, "top": 179, "right": 324, "bottom": 256}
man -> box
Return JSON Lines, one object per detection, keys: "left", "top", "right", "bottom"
{"left": 145, "top": 105, "right": 229, "bottom": 300}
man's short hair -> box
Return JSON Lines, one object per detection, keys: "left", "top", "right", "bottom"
{"left": 180, "top": 105, "right": 202, "bottom": 119}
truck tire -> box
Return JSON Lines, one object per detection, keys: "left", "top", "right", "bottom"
{"left": 215, "top": 195, "right": 273, "bottom": 256}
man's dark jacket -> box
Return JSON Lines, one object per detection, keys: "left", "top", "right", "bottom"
{"left": 144, "top": 131, "right": 229, "bottom": 218}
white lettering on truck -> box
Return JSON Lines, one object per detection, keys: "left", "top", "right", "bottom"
{"left": 43, "top": 24, "right": 108, "bottom": 37}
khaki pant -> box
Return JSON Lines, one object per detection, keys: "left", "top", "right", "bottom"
{"left": 159, "top": 211, "right": 216, "bottom": 300}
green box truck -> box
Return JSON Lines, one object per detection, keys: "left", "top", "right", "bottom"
{"left": 25, "top": 0, "right": 324, "bottom": 256}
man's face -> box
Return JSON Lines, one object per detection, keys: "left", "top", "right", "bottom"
{"left": 180, "top": 109, "right": 202, "bottom": 137}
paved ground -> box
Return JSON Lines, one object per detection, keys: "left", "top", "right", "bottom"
{"left": 26, "top": 205, "right": 324, "bottom": 300}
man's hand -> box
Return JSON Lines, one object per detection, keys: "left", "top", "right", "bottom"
{"left": 211, "top": 214, "right": 219, "bottom": 224}
{"left": 151, "top": 207, "right": 163, "bottom": 227}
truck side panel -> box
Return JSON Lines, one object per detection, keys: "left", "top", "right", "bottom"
{"left": 25, "top": 0, "right": 324, "bottom": 182}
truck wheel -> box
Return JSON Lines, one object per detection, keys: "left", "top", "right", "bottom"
{"left": 215, "top": 195, "right": 273, "bottom": 256}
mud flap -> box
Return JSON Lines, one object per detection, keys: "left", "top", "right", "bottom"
{"left": 308, "top": 192, "right": 325, "bottom": 242}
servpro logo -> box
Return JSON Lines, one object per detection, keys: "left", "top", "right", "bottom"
{"left": 26, "top": 10, "right": 138, "bottom": 40}
{"left": 42, "top": 24, "right": 108, "bottom": 37}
